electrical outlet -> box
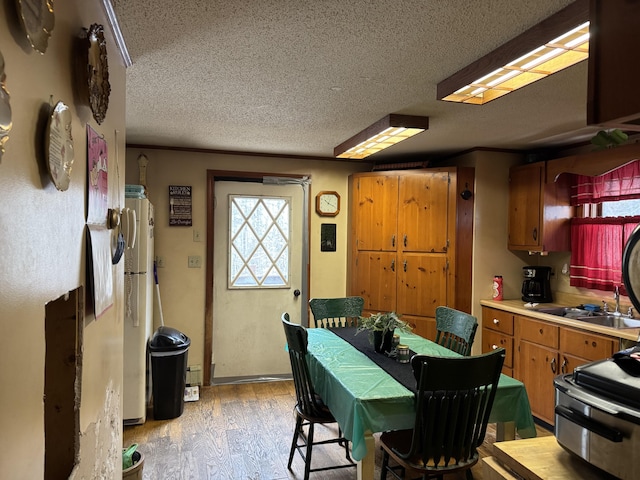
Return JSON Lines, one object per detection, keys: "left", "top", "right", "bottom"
{"left": 156, "top": 256, "right": 165, "bottom": 268}
{"left": 188, "top": 255, "right": 202, "bottom": 268}
{"left": 193, "top": 229, "right": 203, "bottom": 242}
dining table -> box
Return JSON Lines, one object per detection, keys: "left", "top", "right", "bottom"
{"left": 305, "top": 327, "right": 537, "bottom": 480}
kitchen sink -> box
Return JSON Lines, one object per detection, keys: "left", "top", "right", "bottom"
{"left": 535, "top": 306, "right": 640, "bottom": 328}
{"left": 574, "top": 315, "right": 640, "bottom": 329}
{"left": 536, "top": 307, "right": 599, "bottom": 319}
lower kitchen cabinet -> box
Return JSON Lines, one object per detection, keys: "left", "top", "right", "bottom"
{"left": 481, "top": 307, "right": 515, "bottom": 377}
{"left": 514, "top": 314, "right": 616, "bottom": 426}
{"left": 517, "top": 340, "right": 558, "bottom": 424}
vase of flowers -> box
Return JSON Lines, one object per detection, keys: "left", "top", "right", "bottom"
{"left": 356, "top": 311, "right": 412, "bottom": 353}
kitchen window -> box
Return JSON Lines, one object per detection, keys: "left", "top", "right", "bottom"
{"left": 570, "top": 160, "right": 640, "bottom": 293}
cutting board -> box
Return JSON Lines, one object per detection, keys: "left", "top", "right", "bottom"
{"left": 485, "top": 436, "right": 616, "bottom": 480}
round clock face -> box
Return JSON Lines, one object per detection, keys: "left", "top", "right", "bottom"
{"left": 317, "top": 191, "right": 340, "bottom": 216}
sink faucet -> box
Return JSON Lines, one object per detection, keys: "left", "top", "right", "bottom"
{"left": 613, "top": 285, "right": 621, "bottom": 316}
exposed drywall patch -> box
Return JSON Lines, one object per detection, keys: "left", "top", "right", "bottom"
{"left": 44, "top": 288, "right": 83, "bottom": 479}
{"left": 69, "top": 381, "right": 120, "bottom": 479}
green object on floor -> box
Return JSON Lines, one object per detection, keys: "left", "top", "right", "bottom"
{"left": 122, "top": 443, "right": 138, "bottom": 470}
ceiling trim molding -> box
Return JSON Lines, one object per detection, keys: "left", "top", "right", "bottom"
{"left": 125, "top": 143, "right": 369, "bottom": 163}
{"left": 101, "top": 0, "right": 132, "bottom": 67}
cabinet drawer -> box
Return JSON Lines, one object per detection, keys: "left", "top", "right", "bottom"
{"left": 516, "top": 316, "right": 559, "bottom": 349}
{"left": 482, "top": 307, "right": 514, "bottom": 335}
{"left": 482, "top": 328, "right": 513, "bottom": 368}
{"left": 560, "top": 328, "right": 615, "bottom": 361}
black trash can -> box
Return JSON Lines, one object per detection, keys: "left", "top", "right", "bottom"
{"left": 148, "top": 326, "right": 191, "bottom": 420}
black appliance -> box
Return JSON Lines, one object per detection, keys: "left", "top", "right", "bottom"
{"left": 521, "top": 266, "right": 552, "bottom": 303}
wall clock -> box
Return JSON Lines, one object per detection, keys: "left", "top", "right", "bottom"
{"left": 316, "top": 191, "right": 340, "bottom": 217}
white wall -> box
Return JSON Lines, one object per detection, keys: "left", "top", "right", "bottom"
{"left": 124, "top": 148, "right": 368, "bottom": 373}
{"left": 0, "top": 1, "right": 127, "bottom": 478}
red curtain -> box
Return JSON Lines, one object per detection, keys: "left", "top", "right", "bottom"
{"left": 571, "top": 159, "right": 640, "bottom": 205}
{"left": 569, "top": 159, "right": 640, "bottom": 293}
{"left": 570, "top": 217, "right": 640, "bottom": 294}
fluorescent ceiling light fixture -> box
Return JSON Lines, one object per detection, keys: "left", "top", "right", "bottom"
{"left": 334, "top": 114, "right": 429, "bottom": 159}
{"left": 437, "top": 0, "right": 589, "bottom": 105}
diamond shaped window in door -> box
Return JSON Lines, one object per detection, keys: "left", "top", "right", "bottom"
{"left": 229, "top": 195, "right": 290, "bottom": 288}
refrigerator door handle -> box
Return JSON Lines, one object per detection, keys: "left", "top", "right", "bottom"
{"left": 123, "top": 208, "right": 137, "bottom": 249}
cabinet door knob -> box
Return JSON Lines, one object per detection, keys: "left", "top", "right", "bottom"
{"left": 493, "top": 318, "right": 500, "bottom": 325}
{"left": 561, "top": 357, "right": 568, "bottom": 374}
{"left": 390, "top": 259, "right": 395, "bottom": 272}
{"left": 550, "top": 357, "right": 557, "bottom": 374}
{"left": 403, "top": 234, "right": 408, "bottom": 247}
{"left": 532, "top": 227, "right": 538, "bottom": 242}
{"left": 391, "top": 235, "right": 395, "bottom": 247}
{"left": 491, "top": 344, "right": 499, "bottom": 350}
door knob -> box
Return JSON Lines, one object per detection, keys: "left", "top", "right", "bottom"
{"left": 293, "top": 289, "right": 301, "bottom": 298}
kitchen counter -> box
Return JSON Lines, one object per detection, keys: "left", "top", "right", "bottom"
{"left": 481, "top": 298, "right": 640, "bottom": 342}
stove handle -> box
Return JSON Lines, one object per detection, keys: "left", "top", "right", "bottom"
{"left": 555, "top": 405, "right": 623, "bottom": 443}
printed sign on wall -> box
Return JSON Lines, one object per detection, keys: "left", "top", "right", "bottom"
{"left": 169, "top": 185, "right": 192, "bottom": 226}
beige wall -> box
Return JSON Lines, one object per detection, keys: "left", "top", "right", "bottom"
{"left": 124, "top": 148, "right": 367, "bottom": 374}
{"left": 442, "top": 151, "right": 530, "bottom": 353}
{"left": 0, "top": 2, "right": 127, "bottom": 478}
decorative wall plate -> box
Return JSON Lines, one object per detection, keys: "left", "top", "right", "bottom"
{"left": 82, "top": 24, "right": 110, "bottom": 125}
{"left": 0, "top": 50, "right": 11, "bottom": 160}
{"left": 16, "top": 0, "right": 55, "bottom": 54}
{"left": 45, "top": 101, "right": 74, "bottom": 191}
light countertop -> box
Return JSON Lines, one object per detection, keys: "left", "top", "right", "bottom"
{"left": 480, "top": 298, "right": 640, "bottom": 342}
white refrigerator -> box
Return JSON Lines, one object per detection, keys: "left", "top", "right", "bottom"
{"left": 123, "top": 197, "right": 154, "bottom": 424}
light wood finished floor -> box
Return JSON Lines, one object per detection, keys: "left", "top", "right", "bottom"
{"left": 123, "top": 380, "right": 552, "bottom": 480}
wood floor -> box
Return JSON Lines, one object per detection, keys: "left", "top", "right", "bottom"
{"left": 123, "top": 380, "right": 552, "bottom": 480}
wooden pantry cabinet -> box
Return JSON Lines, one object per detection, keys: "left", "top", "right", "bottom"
{"left": 507, "top": 162, "right": 572, "bottom": 253}
{"left": 514, "top": 314, "right": 616, "bottom": 426}
{"left": 348, "top": 168, "right": 474, "bottom": 339}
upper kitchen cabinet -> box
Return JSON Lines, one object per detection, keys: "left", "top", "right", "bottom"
{"left": 348, "top": 168, "right": 474, "bottom": 337}
{"left": 508, "top": 162, "right": 573, "bottom": 252}
{"left": 587, "top": 0, "right": 640, "bottom": 130}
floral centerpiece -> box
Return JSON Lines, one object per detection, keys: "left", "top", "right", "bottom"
{"left": 356, "top": 311, "right": 412, "bottom": 353}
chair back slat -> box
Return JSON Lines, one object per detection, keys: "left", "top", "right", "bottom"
{"left": 281, "top": 313, "right": 326, "bottom": 418}
{"left": 403, "top": 349, "right": 505, "bottom": 472}
{"left": 309, "top": 297, "right": 364, "bottom": 328}
{"left": 434, "top": 306, "right": 478, "bottom": 356}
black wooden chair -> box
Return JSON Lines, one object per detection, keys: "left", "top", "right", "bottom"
{"left": 308, "top": 296, "right": 364, "bottom": 328}
{"left": 281, "top": 313, "right": 355, "bottom": 479}
{"left": 434, "top": 306, "right": 478, "bottom": 356}
{"left": 380, "top": 348, "right": 506, "bottom": 480}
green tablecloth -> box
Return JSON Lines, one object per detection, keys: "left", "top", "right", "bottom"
{"left": 306, "top": 328, "right": 536, "bottom": 461}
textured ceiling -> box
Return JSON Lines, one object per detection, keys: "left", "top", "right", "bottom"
{"left": 112, "top": 0, "right": 598, "bottom": 161}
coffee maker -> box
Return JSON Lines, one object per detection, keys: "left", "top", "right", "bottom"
{"left": 522, "top": 266, "right": 553, "bottom": 303}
